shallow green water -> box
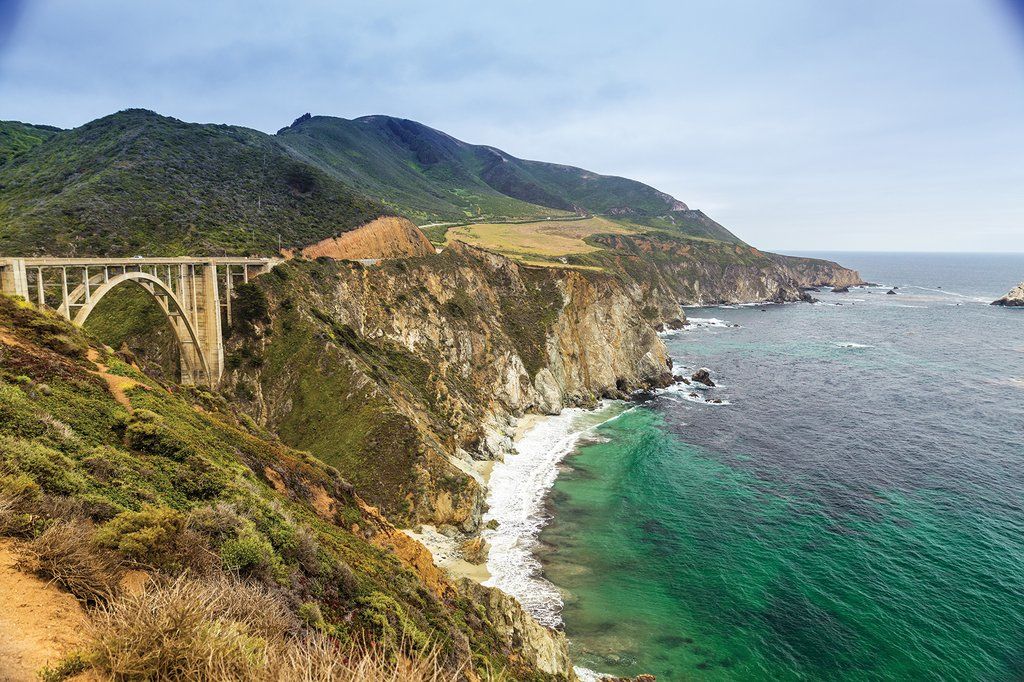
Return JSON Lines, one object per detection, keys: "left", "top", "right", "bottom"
{"left": 537, "top": 254, "right": 1024, "bottom": 680}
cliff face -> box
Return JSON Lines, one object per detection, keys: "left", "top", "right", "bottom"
{"left": 766, "top": 252, "right": 866, "bottom": 288}
{"left": 585, "top": 233, "right": 863, "bottom": 303}
{"left": 589, "top": 233, "right": 803, "bottom": 303}
{"left": 223, "top": 243, "right": 676, "bottom": 532}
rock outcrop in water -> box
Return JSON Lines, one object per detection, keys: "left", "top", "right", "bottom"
{"left": 691, "top": 368, "right": 716, "bottom": 387}
{"left": 992, "top": 282, "right": 1024, "bottom": 306}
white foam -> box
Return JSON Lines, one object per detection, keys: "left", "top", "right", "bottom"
{"left": 482, "top": 403, "right": 629, "bottom": 627}
{"left": 835, "top": 342, "right": 874, "bottom": 349}
{"left": 574, "top": 666, "right": 614, "bottom": 681}
{"left": 661, "top": 380, "right": 731, "bottom": 405}
{"left": 686, "top": 317, "right": 738, "bottom": 329}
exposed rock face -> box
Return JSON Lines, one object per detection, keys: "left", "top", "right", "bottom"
{"left": 224, "top": 243, "right": 676, "bottom": 531}
{"left": 588, "top": 234, "right": 862, "bottom": 304}
{"left": 459, "top": 579, "right": 576, "bottom": 680}
{"left": 766, "top": 252, "right": 866, "bottom": 289}
{"left": 296, "top": 215, "right": 435, "bottom": 260}
{"left": 992, "top": 282, "right": 1024, "bottom": 306}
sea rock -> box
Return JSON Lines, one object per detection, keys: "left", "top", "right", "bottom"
{"left": 691, "top": 368, "right": 715, "bottom": 387}
{"left": 832, "top": 286, "right": 850, "bottom": 293}
{"left": 886, "top": 289, "right": 897, "bottom": 295}
{"left": 460, "top": 536, "right": 488, "bottom": 564}
{"left": 992, "top": 282, "right": 1024, "bottom": 307}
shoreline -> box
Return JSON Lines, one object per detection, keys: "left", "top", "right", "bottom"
{"left": 403, "top": 404, "right": 629, "bottom": 611}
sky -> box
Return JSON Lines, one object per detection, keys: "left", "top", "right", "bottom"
{"left": 0, "top": 0, "right": 1022, "bottom": 252}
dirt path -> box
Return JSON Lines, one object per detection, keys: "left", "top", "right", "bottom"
{"left": 87, "top": 348, "right": 139, "bottom": 410}
{"left": 0, "top": 541, "right": 90, "bottom": 681}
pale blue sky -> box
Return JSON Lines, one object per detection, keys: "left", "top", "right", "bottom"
{"left": 1, "top": 0, "right": 1022, "bottom": 251}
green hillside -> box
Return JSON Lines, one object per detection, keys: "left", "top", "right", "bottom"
{"left": 276, "top": 114, "right": 741, "bottom": 241}
{"left": 0, "top": 120, "right": 61, "bottom": 164}
{"left": 0, "top": 110, "right": 386, "bottom": 257}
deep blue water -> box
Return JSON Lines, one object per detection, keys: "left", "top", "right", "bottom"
{"left": 539, "top": 253, "right": 1024, "bottom": 680}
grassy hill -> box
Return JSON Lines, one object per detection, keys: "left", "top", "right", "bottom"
{"left": 0, "top": 110, "right": 386, "bottom": 257}
{"left": 0, "top": 120, "right": 61, "bottom": 164}
{"left": 0, "top": 109, "right": 746, "bottom": 258}
{"left": 276, "top": 114, "right": 741, "bottom": 241}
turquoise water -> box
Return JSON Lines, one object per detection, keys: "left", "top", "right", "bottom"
{"left": 538, "top": 254, "right": 1024, "bottom": 680}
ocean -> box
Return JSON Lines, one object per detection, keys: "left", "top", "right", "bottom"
{"left": 484, "top": 253, "right": 1024, "bottom": 681}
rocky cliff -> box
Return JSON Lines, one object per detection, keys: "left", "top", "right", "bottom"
{"left": 766, "top": 252, "right": 866, "bottom": 289}
{"left": 223, "top": 243, "right": 676, "bottom": 533}
{"left": 588, "top": 233, "right": 802, "bottom": 303}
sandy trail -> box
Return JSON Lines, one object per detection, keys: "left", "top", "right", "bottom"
{"left": 0, "top": 541, "right": 89, "bottom": 681}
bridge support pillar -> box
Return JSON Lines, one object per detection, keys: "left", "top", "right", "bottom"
{"left": 189, "top": 261, "right": 224, "bottom": 386}
{"left": 0, "top": 259, "right": 29, "bottom": 301}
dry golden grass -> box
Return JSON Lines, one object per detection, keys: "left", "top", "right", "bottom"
{"left": 87, "top": 575, "right": 471, "bottom": 682}
{"left": 444, "top": 216, "right": 638, "bottom": 264}
{"left": 21, "top": 519, "right": 123, "bottom": 604}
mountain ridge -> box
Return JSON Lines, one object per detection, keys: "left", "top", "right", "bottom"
{"left": 274, "top": 113, "right": 741, "bottom": 240}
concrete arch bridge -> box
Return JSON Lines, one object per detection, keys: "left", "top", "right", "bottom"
{"left": 0, "top": 257, "right": 279, "bottom": 386}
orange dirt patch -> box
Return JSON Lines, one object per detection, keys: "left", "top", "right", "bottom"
{"left": 357, "top": 500, "right": 455, "bottom": 601}
{"left": 299, "top": 216, "right": 435, "bottom": 261}
{"left": 86, "top": 348, "right": 142, "bottom": 410}
{"left": 263, "top": 467, "right": 287, "bottom": 494}
{"left": 0, "top": 541, "right": 90, "bottom": 681}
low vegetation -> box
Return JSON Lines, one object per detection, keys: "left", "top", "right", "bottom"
{"left": 0, "top": 109, "right": 386, "bottom": 256}
{"left": 0, "top": 294, "right": 561, "bottom": 680}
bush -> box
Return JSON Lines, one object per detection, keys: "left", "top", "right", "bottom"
{"left": 172, "top": 455, "right": 225, "bottom": 500}
{"left": 220, "top": 531, "right": 284, "bottom": 583}
{"left": 96, "top": 505, "right": 211, "bottom": 573}
{"left": 233, "top": 282, "right": 270, "bottom": 327}
{"left": 123, "top": 417, "right": 192, "bottom": 460}
{"left": 0, "top": 436, "right": 85, "bottom": 495}
{"left": 21, "top": 519, "right": 122, "bottom": 603}
{"left": 87, "top": 576, "right": 461, "bottom": 681}
{"left": 297, "top": 602, "right": 326, "bottom": 630}
{"left": 38, "top": 652, "right": 91, "bottom": 682}
{"left": 188, "top": 503, "right": 246, "bottom": 543}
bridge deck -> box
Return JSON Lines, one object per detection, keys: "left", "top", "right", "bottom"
{"left": 1, "top": 257, "right": 277, "bottom": 267}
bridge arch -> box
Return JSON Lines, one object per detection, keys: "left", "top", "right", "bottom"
{"left": 2, "top": 256, "right": 278, "bottom": 387}
{"left": 75, "top": 271, "right": 211, "bottom": 385}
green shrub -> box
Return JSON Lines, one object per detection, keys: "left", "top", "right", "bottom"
{"left": 233, "top": 282, "right": 270, "bottom": 327}
{"left": 96, "top": 505, "right": 206, "bottom": 572}
{"left": 123, "top": 414, "right": 192, "bottom": 460}
{"left": 172, "top": 455, "right": 225, "bottom": 500}
{"left": 220, "top": 531, "right": 284, "bottom": 582}
{"left": 38, "top": 651, "right": 92, "bottom": 682}
{"left": 296, "top": 602, "right": 326, "bottom": 630}
{"left": 0, "top": 436, "right": 85, "bottom": 495}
